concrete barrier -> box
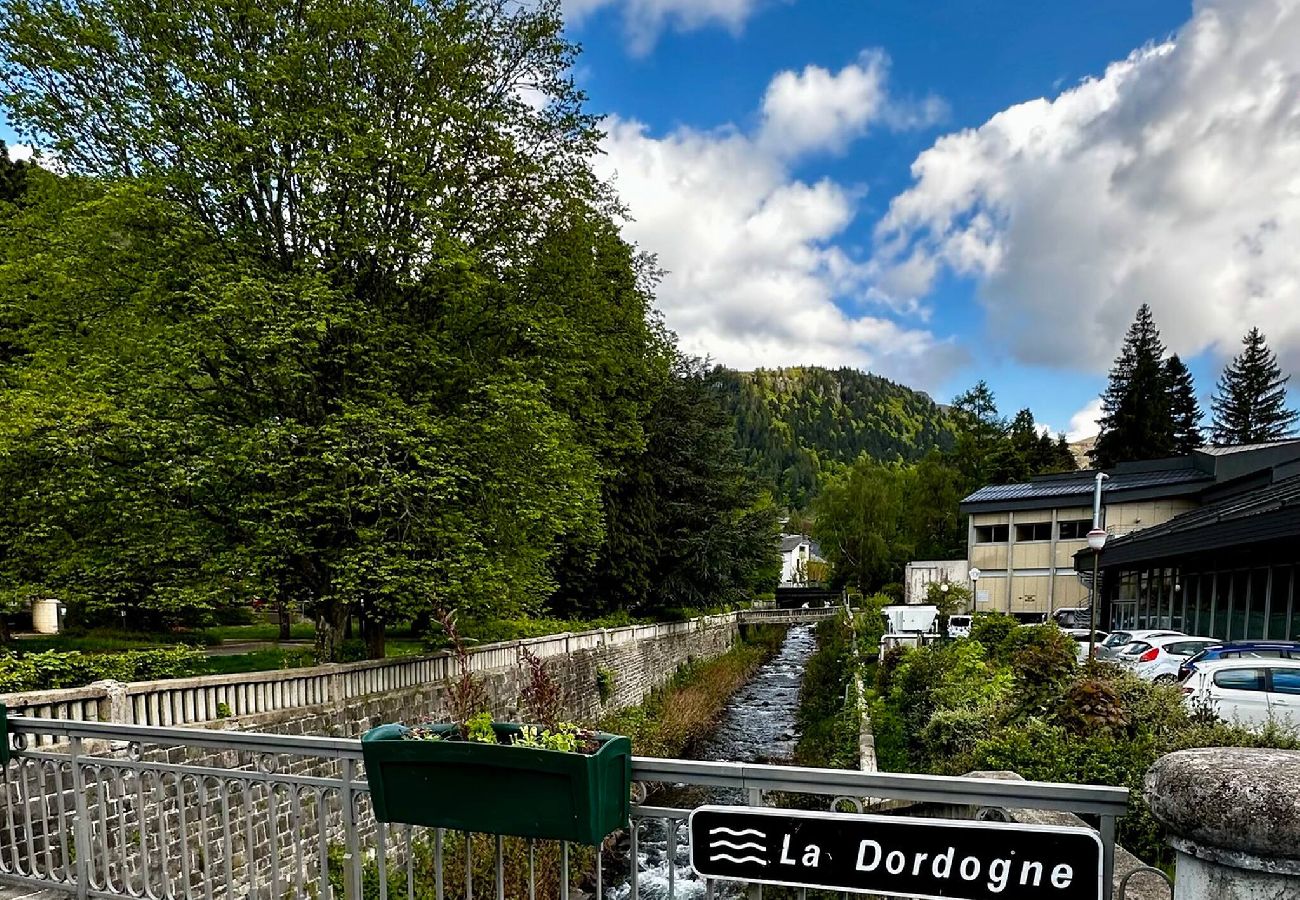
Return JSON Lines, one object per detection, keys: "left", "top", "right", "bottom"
{"left": 1145, "top": 747, "right": 1300, "bottom": 899}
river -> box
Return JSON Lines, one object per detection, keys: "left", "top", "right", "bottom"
{"left": 612, "top": 625, "right": 818, "bottom": 899}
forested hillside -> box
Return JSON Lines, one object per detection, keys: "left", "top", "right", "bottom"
{"left": 712, "top": 367, "right": 957, "bottom": 507}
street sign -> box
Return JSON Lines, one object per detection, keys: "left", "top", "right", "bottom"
{"left": 688, "top": 806, "right": 1103, "bottom": 900}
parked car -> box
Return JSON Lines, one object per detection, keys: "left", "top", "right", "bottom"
{"left": 1095, "top": 629, "right": 1184, "bottom": 660}
{"left": 1064, "top": 628, "right": 1109, "bottom": 661}
{"left": 1177, "top": 640, "right": 1300, "bottom": 682}
{"left": 1117, "top": 634, "right": 1218, "bottom": 682}
{"left": 1181, "top": 658, "right": 1300, "bottom": 732}
{"left": 946, "top": 615, "right": 973, "bottom": 639}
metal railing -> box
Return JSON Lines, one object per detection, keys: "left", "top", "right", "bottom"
{"left": 735, "top": 607, "right": 845, "bottom": 625}
{"left": 0, "top": 716, "right": 1129, "bottom": 899}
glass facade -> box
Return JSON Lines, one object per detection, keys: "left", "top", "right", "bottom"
{"left": 1104, "top": 560, "right": 1298, "bottom": 642}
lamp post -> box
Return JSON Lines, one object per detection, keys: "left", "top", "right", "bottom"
{"left": 968, "top": 567, "right": 981, "bottom": 610}
{"left": 1086, "top": 529, "right": 1108, "bottom": 662}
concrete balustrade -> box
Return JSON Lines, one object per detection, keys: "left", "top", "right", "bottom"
{"left": 0, "top": 613, "right": 743, "bottom": 739}
{"left": 1144, "top": 747, "right": 1300, "bottom": 899}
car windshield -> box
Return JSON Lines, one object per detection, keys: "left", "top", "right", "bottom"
{"left": 1103, "top": 632, "right": 1132, "bottom": 647}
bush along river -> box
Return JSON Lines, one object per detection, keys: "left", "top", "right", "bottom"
{"left": 611, "top": 625, "right": 819, "bottom": 900}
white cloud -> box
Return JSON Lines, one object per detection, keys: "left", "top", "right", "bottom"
{"left": 758, "top": 51, "right": 891, "bottom": 158}
{"left": 597, "top": 54, "right": 960, "bottom": 384}
{"left": 564, "top": 0, "right": 761, "bottom": 56}
{"left": 1066, "top": 398, "right": 1105, "bottom": 443}
{"left": 6, "top": 143, "right": 34, "bottom": 162}
{"left": 872, "top": 0, "right": 1300, "bottom": 375}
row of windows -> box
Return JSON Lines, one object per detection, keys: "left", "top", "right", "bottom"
{"left": 1109, "top": 565, "right": 1299, "bottom": 642}
{"left": 1215, "top": 667, "right": 1300, "bottom": 695}
{"left": 973, "top": 519, "right": 1092, "bottom": 544}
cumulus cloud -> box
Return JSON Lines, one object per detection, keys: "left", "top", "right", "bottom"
{"left": 1065, "top": 398, "right": 1105, "bottom": 443}
{"left": 6, "top": 143, "right": 34, "bottom": 162}
{"left": 597, "top": 55, "right": 960, "bottom": 384}
{"left": 871, "top": 0, "right": 1300, "bottom": 374}
{"left": 564, "top": 0, "right": 762, "bottom": 56}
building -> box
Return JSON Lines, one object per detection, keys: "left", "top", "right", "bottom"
{"left": 959, "top": 440, "right": 1300, "bottom": 618}
{"left": 904, "top": 559, "right": 968, "bottom": 605}
{"left": 1078, "top": 460, "right": 1300, "bottom": 641}
{"left": 779, "top": 534, "right": 825, "bottom": 586}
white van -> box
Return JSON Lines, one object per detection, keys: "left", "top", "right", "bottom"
{"left": 947, "top": 615, "right": 972, "bottom": 639}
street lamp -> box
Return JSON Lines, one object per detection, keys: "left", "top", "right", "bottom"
{"left": 968, "top": 567, "right": 981, "bottom": 609}
{"left": 1086, "top": 527, "right": 1108, "bottom": 663}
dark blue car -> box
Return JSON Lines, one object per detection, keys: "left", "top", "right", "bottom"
{"left": 1177, "top": 640, "right": 1300, "bottom": 681}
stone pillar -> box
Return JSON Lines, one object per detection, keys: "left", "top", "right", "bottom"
{"left": 1144, "top": 747, "right": 1300, "bottom": 899}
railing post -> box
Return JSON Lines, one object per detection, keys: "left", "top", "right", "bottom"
{"left": 341, "top": 757, "right": 362, "bottom": 900}
{"left": 1099, "top": 814, "right": 1116, "bottom": 900}
{"left": 69, "top": 736, "right": 92, "bottom": 900}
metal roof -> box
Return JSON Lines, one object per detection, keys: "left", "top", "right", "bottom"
{"left": 1089, "top": 473, "right": 1300, "bottom": 568}
{"left": 961, "top": 467, "right": 1211, "bottom": 506}
{"left": 1196, "top": 439, "right": 1300, "bottom": 456}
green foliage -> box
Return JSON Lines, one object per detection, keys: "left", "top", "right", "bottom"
{"left": 795, "top": 615, "right": 859, "bottom": 768}
{"left": 712, "top": 366, "right": 957, "bottom": 509}
{"left": 1212, "top": 326, "right": 1298, "bottom": 445}
{"left": 1091, "top": 304, "right": 1214, "bottom": 466}
{"left": 867, "top": 624, "right": 1300, "bottom": 866}
{"left": 465, "top": 712, "right": 498, "bottom": 745}
{"left": 966, "top": 612, "right": 1020, "bottom": 662}
{"left": 0, "top": 0, "right": 779, "bottom": 661}
{"left": 215, "top": 702, "right": 232, "bottom": 719}
{"left": 595, "top": 667, "right": 616, "bottom": 704}
{"left": 0, "top": 646, "right": 204, "bottom": 692}
{"left": 514, "top": 723, "right": 580, "bottom": 753}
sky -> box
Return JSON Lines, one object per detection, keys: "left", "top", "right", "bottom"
{"left": 559, "top": 0, "right": 1300, "bottom": 440}
{"left": 5, "top": 0, "right": 1300, "bottom": 441}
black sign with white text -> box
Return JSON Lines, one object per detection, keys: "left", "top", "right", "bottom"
{"left": 687, "top": 806, "right": 1103, "bottom": 900}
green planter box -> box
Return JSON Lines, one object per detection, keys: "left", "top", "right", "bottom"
{"left": 361, "top": 723, "right": 631, "bottom": 845}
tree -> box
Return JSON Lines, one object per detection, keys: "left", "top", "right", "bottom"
{"left": 1211, "top": 328, "right": 1299, "bottom": 446}
{"left": 1165, "top": 354, "right": 1204, "bottom": 453}
{"left": 1090, "top": 305, "right": 1175, "bottom": 468}
{"left": 0, "top": 0, "right": 672, "bottom": 659}
{"left": 812, "top": 457, "right": 911, "bottom": 591}
{"left": 551, "top": 358, "right": 781, "bottom": 617}
{"left": 951, "top": 381, "right": 1006, "bottom": 485}
{"left": 0, "top": 140, "right": 28, "bottom": 202}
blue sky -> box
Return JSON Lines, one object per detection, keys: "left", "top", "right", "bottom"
{"left": 6, "top": 0, "right": 1298, "bottom": 440}
{"left": 561, "top": 0, "right": 1300, "bottom": 439}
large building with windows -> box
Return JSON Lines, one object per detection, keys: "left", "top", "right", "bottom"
{"left": 1078, "top": 459, "right": 1300, "bottom": 641}
{"left": 959, "top": 440, "right": 1300, "bottom": 622}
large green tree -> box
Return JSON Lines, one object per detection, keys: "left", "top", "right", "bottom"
{"left": 0, "top": 0, "right": 682, "bottom": 658}
{"left": 1212, "top": 328, "right": 1298, "bottom": 446}
{"left": 1165, "top": 354, "right": 1204, "bottom": 454}
{"left": 1091, "top": 305, "right": 1176, "bottom": 468}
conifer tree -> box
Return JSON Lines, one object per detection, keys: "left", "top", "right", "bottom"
{"left": 1211, "top": 328, "right": 1299, "bottom": 445}
{"left": 1090, "top": 304, "right": 1176, "bottom": 468}
{"left": 1165, "top": 354, "right": 1204, "bottom": 453}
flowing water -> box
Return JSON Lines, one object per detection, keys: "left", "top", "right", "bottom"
{"left": 611, "top": 626, "right": 818, "bottom": 899}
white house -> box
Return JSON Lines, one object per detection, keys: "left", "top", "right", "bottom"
{"left": 779, "top": 534, "right": 825, "bottom": 586}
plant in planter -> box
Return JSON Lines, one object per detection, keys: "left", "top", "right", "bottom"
{"left": 362, "top": 613, "right": 630, "bottom": 844}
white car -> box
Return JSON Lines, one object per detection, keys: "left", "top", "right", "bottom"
{"left": 1095, "top": 629, "right": 1184, "bottom": 660}
{"left": 947, "top": 615, "right": 972, "bottom": 639}
{"left": 1182, "top": 659, "right": 1300, "bottom": 732}
{"left": 1118, "top": 634, "right": 1218, "bottom": 682}
{"left": 1064, "top": 629, "right": 1109, "bottom": 661}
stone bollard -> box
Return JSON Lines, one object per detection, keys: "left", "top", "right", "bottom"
{"left": 1144, "top": 747, "right": 1300, "bottom": 900}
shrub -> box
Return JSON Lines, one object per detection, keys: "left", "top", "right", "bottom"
{"left": 0, "top": 646, "right": 206, "bottom": 692}
{"left": 967, "top": 612, "right": 1019, "bottom": 661}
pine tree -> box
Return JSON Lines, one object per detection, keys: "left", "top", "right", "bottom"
{"left": 1211, "top": 328, "right": 1299, "bottom": 445}
{"left": 1165, "top": 354, "right": 1204, "bottom": 453}
{"left": 1090, "top": 304, "right": 1176, "bottom": 468}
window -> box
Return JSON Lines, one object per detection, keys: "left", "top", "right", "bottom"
{"left": 1270, "top": 670, "right": 1300, "bottom": 696}
{"left": 1166, "top": 641, "right": 1214, "bottom": 657}
{"left": 974, "top": 524, "right": 1009, "bottom": 543}
{"left": 1058, "top": 520, "right": 1093, "bottom": 540}
{"left": 1015, "top": 522, "right": 1052, "bottom": 542}
{"left": 1242, "top": 649, "right": 1286, "bottom": 659}
{"left": 1213, "top": 668, "right": 1266, "bottom": 691}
